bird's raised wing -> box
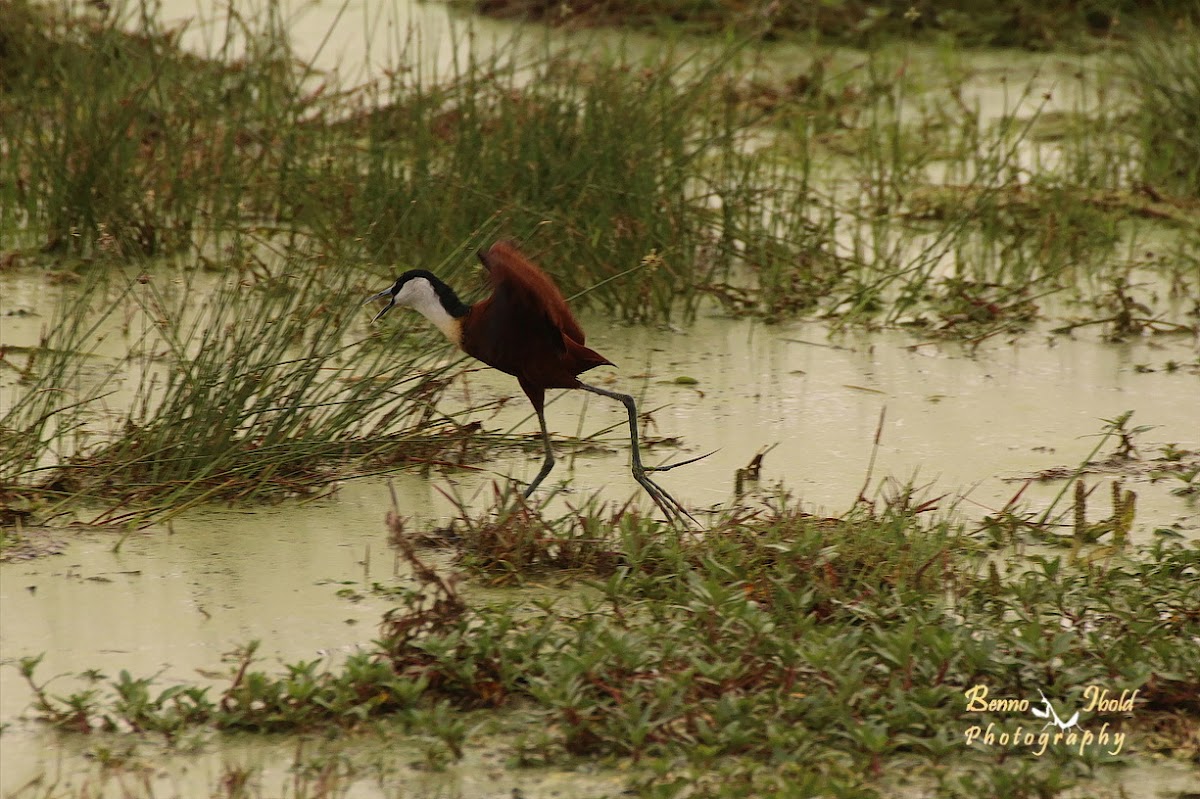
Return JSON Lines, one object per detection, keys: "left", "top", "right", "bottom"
{"left": 477, "top": 241, "right": 588, "bottom": 346}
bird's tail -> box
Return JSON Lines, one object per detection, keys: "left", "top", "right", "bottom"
{"left": 566, "top": 337, "right": 614, "bottom": 374}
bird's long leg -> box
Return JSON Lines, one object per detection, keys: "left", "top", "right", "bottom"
{"left": 523, "top": 407, "right": 556, "bottom": 498}
{"left": 577, "top": 382, "right": 702, "bottom": 526}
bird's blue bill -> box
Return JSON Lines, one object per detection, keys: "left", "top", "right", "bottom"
{"left": 363, "top": 289, "right": 394, "bottom": 322}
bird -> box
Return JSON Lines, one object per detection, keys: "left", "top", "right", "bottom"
{"left": 364, "top": 241, "right": 706, "bottom": 524}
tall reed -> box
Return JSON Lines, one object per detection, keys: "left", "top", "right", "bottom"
{"left": 1126, "top": 27, "right": 1200, "bottom": 198}
{"left": 1, "top": 248, "right": 491, "bottom": 522}
{"left": 3, "top": 0, "right": 1196, "bottom": 344}
{"left": 295, "top": 45, "right": 778, "bottom": 323}
{"left": 0, "top": 275, "right": 134, "bottom": 484}
{"left": 0, "top": 0, "right": 332, "bottom": 257}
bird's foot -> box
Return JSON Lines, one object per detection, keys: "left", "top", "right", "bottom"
{"left": 636, "top": 450, "right": 715, "bottom": 527}
{"left": 634, "top": 468, "right": 700, "bottom": 528}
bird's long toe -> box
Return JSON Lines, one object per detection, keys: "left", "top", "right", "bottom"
{"left": 634, "top": 470, "right": 698, "bottom": 527}
{"left": 642, "top": 449, "right": 718, "bottom": 474}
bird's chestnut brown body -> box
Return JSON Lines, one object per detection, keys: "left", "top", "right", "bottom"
{"left": 463, "top": 242, "right": 612, "bottom": 413}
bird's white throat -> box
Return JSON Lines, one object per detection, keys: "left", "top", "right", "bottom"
{"left": 397, "top": 277, "right": 462, "bottom": 346}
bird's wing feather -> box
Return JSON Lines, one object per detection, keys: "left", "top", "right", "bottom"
{"left": 478, "top": 241, "right": 588, "bottom": 346}
{"left": 463, "top": 242, "right": 613, "bottom": 407}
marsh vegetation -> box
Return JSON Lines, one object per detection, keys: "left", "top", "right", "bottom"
{"left": 1, "top": 0, "right": 1198, "bottom": 796}
{"left": 15, "top": 482, "right": 1200, "bottom": 796}
{"left": 2, "top": 0, "right": 1197, "bottom": 515}
{"left": 462, "top": 0, "right": 1200, "bottom": 50}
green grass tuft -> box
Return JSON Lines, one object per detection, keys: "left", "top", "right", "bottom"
{"left": 1127, "top": 27, "right": 1200, "bottom": 198}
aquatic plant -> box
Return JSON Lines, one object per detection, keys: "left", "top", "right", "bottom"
{"left": 1126, "top": 26, "right": 1200, "bottom": 198}
{"left": 4, "top": 0, "right": 1197, "bottom": 336}
{"left": 0, "top": 0, "right": 320, "bottom": 257}
{"left": 332, "top": 49, "right": 753, "bottom": 324}
{"left": 459, "top": 0, "right": 1199, "bottom": 50}
{"left": 19, "top": 486, "right": 1199, "bottom": 793}
{"left": 406, "top": 482, "right": 637, "bottom": 579}
{"left": 0, "top": 0, "right": 774, "bottom": 323}
{"left": 0, "top": 261, "right": 492, "bottom": 524}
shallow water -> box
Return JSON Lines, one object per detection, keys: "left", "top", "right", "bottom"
{"left": 430, "top": 309, "right": 1200, "bottom": 536}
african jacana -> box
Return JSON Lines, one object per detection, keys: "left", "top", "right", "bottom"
{"left": 364, "top": 241, "right": 703, "bottom": 523}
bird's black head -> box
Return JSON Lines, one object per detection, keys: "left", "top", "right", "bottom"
{"left": 363, "top": 270, "right": 469, "bottom": 323}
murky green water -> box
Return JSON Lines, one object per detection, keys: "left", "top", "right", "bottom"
{"left": 2, "top": 2, "right": 1198, "bottom": 796}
